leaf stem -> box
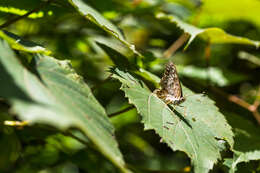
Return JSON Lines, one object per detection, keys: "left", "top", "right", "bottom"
{"left": 163, "top": 33, "right": 190, "bottom": 58}
{"left": 212, "top": 86, "right": 260, "bottom": 125}
{"left": 108, "top": 106, "right": 135, "bottom": 117}
{"left": 185, "top": 77, "right": 260, "bottom": 125}
{"left": 205, "top": 41, "right": 211, "bottom": 64}
{"left": 204, "top": 41, "right": 211, "bottom": 86}
{"left": 200, "top": 42, "right": 260, "bottom": 124}
{"left": 0, "top": 0, "right": 54, "bottom": 29}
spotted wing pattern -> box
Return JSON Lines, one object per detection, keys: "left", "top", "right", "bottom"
{"left": 155, "top": 61, "right": 184, "bottom": 104}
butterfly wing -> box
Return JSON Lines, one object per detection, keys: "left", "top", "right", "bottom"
{"left": 160, "top": 62, "right": 183, "bottom": 100}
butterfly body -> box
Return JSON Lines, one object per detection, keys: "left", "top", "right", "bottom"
{"left": 154, "top": 61, "right": 185, "bottom": 105}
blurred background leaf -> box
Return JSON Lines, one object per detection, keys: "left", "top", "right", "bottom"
{"left": 0, "top": 40, "right": 130, "bottom": 173}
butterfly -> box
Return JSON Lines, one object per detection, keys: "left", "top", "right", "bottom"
{"left": 154, "top": 61, "right": 185, "bottom": 105}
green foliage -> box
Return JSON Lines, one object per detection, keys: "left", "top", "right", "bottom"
{"left": 112, "top": 68, "right": 234, "bottom": 173}
{"left": 68, "top": 0, "right": 140, "bottom": 55}
{"left": 198, "top": 0, "right": 260, "bottom": 27}
{"left": 224, "top": 113, "right": 260, "bottom": 173}
{"left": 0, "top": 6, "right": 46, "bottom": 19}
{"left": 0, "top": 30, "right": 51, "bottom": 54}
{"left": 224, "top": 151, "right": 260, "bottom": 173}
{"left": 178, "top": 65, "right": 248, "bottom": 87}
{"left": 0, "top": 0, "right": 260, "bottom": 173}
{"left": 156, "top": 13, "right": 260, "bottom": 48}
{"left": 0, "top": 40, "right": 130, "bottom": 173}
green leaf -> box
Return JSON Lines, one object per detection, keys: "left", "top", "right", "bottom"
{"left": 111, "top": 68, "right": 234, "bottom": 173}
{"left": 68, "top": 0, "right": 140, "bottom": 55}
{"left": 238, "top": 51, "right": 260, "bottom": 67}
{"left": 156, "top": 13, "right": 260, "bottom": 48}
{"left": 0, "top": 6, "right": 45, "bottom": 18}
{"left": 224, "top": 113, "right": 260, "bottom": 173}
{"left": 96, "top": 42, "right": 134, "bottom": 69}
{"left": 178, "top": 65, "right": 248, "bottom": 87}
{"left": 0, "top": 40, "right": 131, "bottom": 173}
{"left": 224, "top": 151, "right": 260, "bottom": 173}
{"left": 97, "top": 42, "right": 159, "bottom": 85}
{"left": 198, "top": 0, "right": 260, "bottom": 27}
{"left": 0, "top": 30, "right": 51, "bottom": 55}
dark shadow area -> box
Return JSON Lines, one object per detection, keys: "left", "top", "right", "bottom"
{"left": 169, "top": 105, "right": 192, "bottom": 129}
{"left": 0, "top": 62, "right": 33, "bottom": 102}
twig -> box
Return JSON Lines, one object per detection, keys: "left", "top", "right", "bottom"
{"left": 132, "top": 0, "right": 143, "bottom": 6}
{"left": 204, "top": 41, "right": 211, "bottom": 86}
{"left": 4, "top": 120, "right": 29, "bottom": 127}
{"left": 211, "top": 86, "right": 260, "bottom": 125}
{"left": 200, "top": 41, "right": 260, "bottom": 124}
{"left": 228, "top": 95, "right": 252, "bottom": 110}
{"left": 108, "top": 106, "right": 135, "bottom": 117}
{"left": 0, "top": 0, "right": 54, "bottom": 29}
{"left": 251, "top": 86, "right": 260, "bottom": 124}
{"left": 252, "top": 111, "right": 260, "bottom": 125}
{"left": 163, "top": 33, "right": 190, "bottom": 58}
{"left": 253, "top": 85, "right": 260, "bottom": 106}
{"left": 187, "top": 75, "right": 260, "bottom": 124}
{"left": 228, "top": 86, "right": 260, "bottom": 125}
{"left": 205, "top": 41, "right": 211, "bottom": 64}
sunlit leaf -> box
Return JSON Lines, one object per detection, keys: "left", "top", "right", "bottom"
{"left": 68, "top": 0, "right": 140, "bottom": 55}
{"left": 0, "top": 40, "right": 131, "bottom": 173}
{"left": 198, "top": 0, "right": 260, "bottom": 27}
{"left": 97, "top": 41, "right": 159, "bottom": 86}
{"left": 112, "top": 68, "right": 234, "bottom": 173}
{"left": 0, "top": 6, "right": 45, "bottom": 18}
{"left": 156, "top": 13, "right": 260, "bottom": 48}
{"left": 0, "top": 30, "right": 51, "bottom": 55}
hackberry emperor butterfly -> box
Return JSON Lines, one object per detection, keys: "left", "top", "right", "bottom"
{"left": 154, "top": 61, "right": 185, "bottom": 105}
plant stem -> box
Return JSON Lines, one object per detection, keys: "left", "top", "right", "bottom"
{"left": 204, "top": 41, "right": 211, "bottom": 86}
{"left": 211, "top": 86, "right": 260, "bottom": 125}
{"left": 0, "top": 0, "right": 54, "bottom": 29}
{"left": 163, "top": 33, "right": 190, "bottom": 58}
{"left": 108, "top": 106, "right": 135, "bottom": 117}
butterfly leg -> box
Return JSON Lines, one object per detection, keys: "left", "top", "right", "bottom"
{"left": 183, "top": 106, "right": 187, "bottom": 117}
{"left": 153, "top": 89, "right": 160, "bottom": 94}
{"left": 170, "top": 104, "right": 176, "bottom": 110}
